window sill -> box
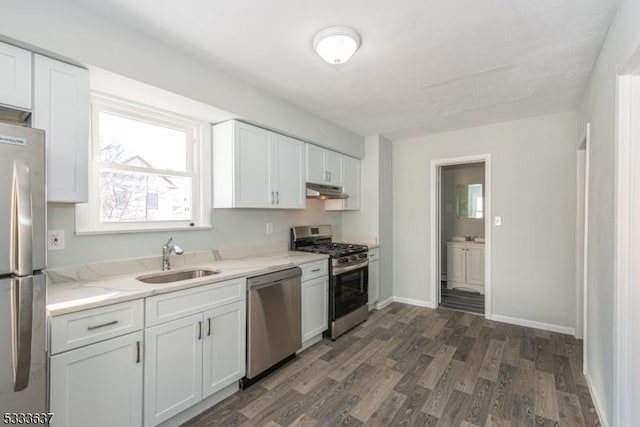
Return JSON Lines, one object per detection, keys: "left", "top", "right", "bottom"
{"left": 75, "top": 223, "right": 212, "bottom": 236}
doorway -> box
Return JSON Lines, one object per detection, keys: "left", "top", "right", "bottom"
{"left": 430, "top": 154, "right": 492, "bottom": 318}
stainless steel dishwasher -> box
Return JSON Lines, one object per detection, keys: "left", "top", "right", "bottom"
{"left": 242, "top": 267, "right": 302, "bottom": 387}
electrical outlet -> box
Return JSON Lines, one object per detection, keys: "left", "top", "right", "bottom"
{"left": 266, "top": 223, "right": 273, "bottom": 234}
{"left": 494, "top": 216, "right": 502, "bottom": 226}
{"left": 48, "top": 229, "right": 65, "bottom": 250}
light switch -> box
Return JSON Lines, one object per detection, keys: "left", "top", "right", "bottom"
{"left": 494, "top": 216, "right": 502, "bottom": 226}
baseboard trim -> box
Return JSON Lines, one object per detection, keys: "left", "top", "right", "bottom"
{"left": 490, "top": 314, "right": 575, "bottom": 335}
{"left": 584, "top": 367, "right": 610, "bottom": 427}
{"left": 376, "top": 296, "right": 393, "bottom": 310}
{"left": 157, "top": 382, "right": 238, "bottom": 427}
{"left": 393, "top": 296, "right": 437, "bottom": 309}
{"left": 299, "top": 334, "right": 323, "bottom": 352}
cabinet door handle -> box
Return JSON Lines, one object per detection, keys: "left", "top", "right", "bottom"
{"left": 87, "top": 320, "right": 118, "bottom": 330}
{"left": 136, "top": 341, "right": 141, "bottom": 363}
{"left": 271, "top": 192, "right": 274, "bottom": 204}
{"left": 311, "top": 268, "right": 321, "bottom": 272}
{"left": 207, "top": 318, "right": 212, "bottom": 336}
{"left": 328, "top": 171, "right": 331, "bottom": 182}
{"left": 197, "top": 321, "right": 202, "bottom": 340}
{"left": 276, "top": 191, "right": 279, "bottom": 204}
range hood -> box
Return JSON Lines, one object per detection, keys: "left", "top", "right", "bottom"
{"left": 306, "top": 183, "right": 348, "bottom": 200}
{"left": 0, "top": 105, "right": 31, "bottom": 125}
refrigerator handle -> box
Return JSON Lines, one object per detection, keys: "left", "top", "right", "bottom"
{"left": 11, "top": 160, "right": 33, "bottom": 276}
{"left": 12, "top": 277, "right": 33, "bottom": 391}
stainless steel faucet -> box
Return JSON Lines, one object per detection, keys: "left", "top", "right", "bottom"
{"left": 162, "top": 237, "right": 183, "bottom": 271}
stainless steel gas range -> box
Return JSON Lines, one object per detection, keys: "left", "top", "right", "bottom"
{"left": 291, "top": 225, "right": 369, "bottom": 340}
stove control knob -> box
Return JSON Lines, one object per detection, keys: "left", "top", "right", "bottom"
{"left": 339, "top": 258, "right": 347, "bottom": 264}
{"left": 350, "top": 255, "right": 357, "bottom": 262}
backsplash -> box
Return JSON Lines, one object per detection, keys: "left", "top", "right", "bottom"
{"left": 47, "top": 199, "right": 341, "bottom": 267}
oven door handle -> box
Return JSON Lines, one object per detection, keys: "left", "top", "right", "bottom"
{"left": 332, "top": 260, "right": 369, "bottom": 276}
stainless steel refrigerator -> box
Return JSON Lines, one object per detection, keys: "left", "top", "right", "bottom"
{"left": 0, "top": 122, "right": 47, "bottom": 416}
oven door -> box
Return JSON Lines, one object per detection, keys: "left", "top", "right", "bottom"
{"left": 330, "top": 261, "right": 368, "bottom": 320}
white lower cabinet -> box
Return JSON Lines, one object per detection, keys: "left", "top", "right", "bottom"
{"left": 202, "top": 303, "right": 246, "bottom": 399}
{"left": 446, "top": 242, "right": 485, "bottom": 293}
{"left": 144, "top": 314, "right": 203, "bottom": 427}
{"left": 144, "top": 282, "right": 246, "bottom": 427}
{"left": 49, "top": 279, "right": 246, "bottom": 427}
{"left": 49, "top": 331, "right": 143, "bottom": 427}
{"left": 301, "top": 276, "right": 328, "bottom": 342}
{"left": 300, "top": 260, "right": 329, "bottom": 348}
{"left": 368, "top": 248, "right": 380, "bottom": 310}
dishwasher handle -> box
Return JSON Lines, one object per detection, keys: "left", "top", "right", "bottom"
{"left": 247, "top": 267, "right": 301, "bottom": 289}
{"left": 250, "top": 280, "right": 284, "bottom": 291}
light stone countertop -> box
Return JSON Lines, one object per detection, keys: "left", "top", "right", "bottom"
{"left": 46, "top": 250, "right": 328, "bottom": 317}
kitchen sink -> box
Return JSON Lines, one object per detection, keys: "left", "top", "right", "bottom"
{"left": 136, "top": 268, "right": 221, "bottom": 284}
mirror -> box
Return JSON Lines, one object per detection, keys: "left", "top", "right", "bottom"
{"left": 457, "top": 183, "right": 483, "bottom": 219}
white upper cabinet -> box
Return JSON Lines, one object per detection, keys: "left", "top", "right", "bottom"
{"left": 306, "top": 144, "right": 342, "bottom": 186}
{"left": 271, "top": 133, "right": 306, "bottom": 208}
{"left": 213, "top": 120, "right": 305, "bottom": 209}
{"left": 232, "top": 122, "right": 272, "bottom": 208}
{"left": 0, "top": 42, "right": 31, "bottom": 110}
{"left": 324, "top": 154, "right": 361, "bottom": 211}
{"left": 33, "top": 55, "right": 89, "bottom": 203}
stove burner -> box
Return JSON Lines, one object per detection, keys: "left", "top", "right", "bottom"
{"left": 296, "top": 243, "right": 368, "bottom": 257}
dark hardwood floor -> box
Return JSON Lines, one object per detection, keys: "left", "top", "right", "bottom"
{"left": 182, "top": 303, "right": 599, "bottom": 427}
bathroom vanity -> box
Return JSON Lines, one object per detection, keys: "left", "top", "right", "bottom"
{"left": 446, "top": 241, "right": 485, "bottom": 294}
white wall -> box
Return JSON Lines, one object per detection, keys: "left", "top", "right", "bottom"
{"left": 0, "top": 0, "right": 364, "bottom": 158}
{"left": 441, "top": 163, "right": 485, "bottom": 275}
{"left": 341, "top": 135, "right": 394, "bottom": 303}
{"left": 393, "top": 112, "right": 577, "bottom": 328}
{"left": 47, "top": 200, "right": 341, "bottom": 267}
{"left": 378, "top": 136, "right": 393, "bottom": 303}
{"left": 577, "top": 0, "right": 640, "bottom": 424}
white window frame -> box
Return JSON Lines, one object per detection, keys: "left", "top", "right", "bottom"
{"left": 76, "top": 93, "right": 212, "bottom": 234}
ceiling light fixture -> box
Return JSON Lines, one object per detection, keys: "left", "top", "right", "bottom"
{"left": 312, "top": 26, "right": 361, "bottom": 65}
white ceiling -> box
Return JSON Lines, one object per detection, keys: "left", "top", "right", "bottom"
{"left": 74, "top": 0, "right": 619, "bottom": 140}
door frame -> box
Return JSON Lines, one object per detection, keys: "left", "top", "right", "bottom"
{"left": 614, "top": 49, "right": 640, "bottom": 427}
{"left": 575, "top": 124, "right": 590, "bottom": 341}
{"left": 430, "top": 153, "right": 492, "bottom": 318}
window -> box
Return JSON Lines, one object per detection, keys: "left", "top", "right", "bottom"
{"left": 76, "top": 94, "right": 211, "bottom": 234}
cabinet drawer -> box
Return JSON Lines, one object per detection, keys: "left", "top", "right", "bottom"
{"left": 145, "top": 278, "right": 246, "bottom": 327}
{"left": 300, "top": 259, "right": 328, "bottom": 281}
{"left": 50, "top": 300, "right": 144, "bottom": 355}
{"left": 368, "top": 248, "right": 379, "bottom": 261}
